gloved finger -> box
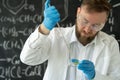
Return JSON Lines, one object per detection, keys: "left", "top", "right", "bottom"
{"left": 45, "top": 0, "right": 51, "bottom": 9}
{"left": 44, "top": 11, "right": 60, "bottom": 20}
{"left": 80, "top": 60, "right": 94, "bottom": 66}
{"left": 83, "top": 69, "right": 95, "bottom": 74}
{"left": 44, "top": 6, "right": 58, "bottom": 15}
{"left": 78, "top": 60, "right": 94, "bottom": 70}
{"left": 78, "top": 62, "right": 94, "bottom": 69}
{"left": 46, "top": 6, "right": 56, "bottom": 11}
{"left": 79, "top": 66, "right": 94, "bottom": 71}
{"left": 83, "top": 68, "right": 95, "bottom": 79}
{"left": 80, "top": 60, "right": 92, "bottom": 64}
{"left": 78, "top": 64, "right": 93, "bottom": 71}
{"left": 48, "top": 18, "right": 60, "bottom": 25}
{"left": 48, "top": 13, "right": 60, "bottom": 19}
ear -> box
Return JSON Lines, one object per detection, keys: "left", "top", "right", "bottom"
{"left": 77, "top": 7, "right": 81, "bottom": 16}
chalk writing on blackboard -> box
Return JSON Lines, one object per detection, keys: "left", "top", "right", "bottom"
{"left": 0, "top": 0, "right": 46, "bottom": 80}
{"left": 0, "top": 55, "right": 47, "bottom": 79}
{"left": 2, "top": 0, "right": 26, "bottom": 15}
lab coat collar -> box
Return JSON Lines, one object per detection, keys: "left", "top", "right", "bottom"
{"left": 69, "top": 25, "right": 78, "bottom": 44}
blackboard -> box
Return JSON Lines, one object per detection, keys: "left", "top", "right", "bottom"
{"left": 0, "top": 0, "right": 120, "bottom": 80}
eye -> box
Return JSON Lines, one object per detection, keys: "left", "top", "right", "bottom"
{"left": 93, "top": 24, "right": 101, "bottom": 28}
{"left": 82, "top": 19, "right": 88, "bottom": 25}
{"left": 93, "top": 24, "right": 98, "bottom": 27}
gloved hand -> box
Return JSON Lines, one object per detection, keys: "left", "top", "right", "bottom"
{"left": 42, "top": 0, "right": 60, "bottom": 30}
{"left": 71, "top": 59, "right": 95, "bottom": 80}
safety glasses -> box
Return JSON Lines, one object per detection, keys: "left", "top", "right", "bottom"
{"left": 77, "top": 14, "right": 105, "bottom": 31}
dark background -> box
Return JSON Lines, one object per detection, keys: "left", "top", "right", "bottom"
{"left": 0, "top": 0, "right": 120, "bottom": 80}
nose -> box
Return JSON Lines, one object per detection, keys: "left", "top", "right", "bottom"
{"left": 84, "top": 24, "right": 92, "bottom": 33}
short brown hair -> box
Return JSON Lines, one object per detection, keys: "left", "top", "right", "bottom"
{"left": 81, "top": 0, "right": 111, "bottom": 15}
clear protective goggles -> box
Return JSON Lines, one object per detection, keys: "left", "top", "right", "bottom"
{"left": 77, "top": 14, "right": 105, "bottom": 31}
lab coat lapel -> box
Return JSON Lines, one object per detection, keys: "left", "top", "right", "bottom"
{"left": 92, "top": 32, "right": 105, "bottom": 65}
{"left": 92, "top": 42, "right": 104, "bottom": 64}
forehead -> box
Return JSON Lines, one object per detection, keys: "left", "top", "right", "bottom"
{"left": 80, "top": 6, "right": 107, "bottom": 24}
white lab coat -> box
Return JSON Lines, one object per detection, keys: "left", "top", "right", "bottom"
{"left": 20, "top": 25, "right": 120, "bottom": 80}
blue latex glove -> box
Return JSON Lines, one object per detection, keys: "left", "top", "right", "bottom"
{"left": 42, "top": 0, "right": 60, "bottom": 30}
{"left": 71, "top": 59, "right": 95, "bottom": 80}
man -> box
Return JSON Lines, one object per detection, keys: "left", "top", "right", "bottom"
{"left": 20, "top": 0, "right": 120, "bottom": 80}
